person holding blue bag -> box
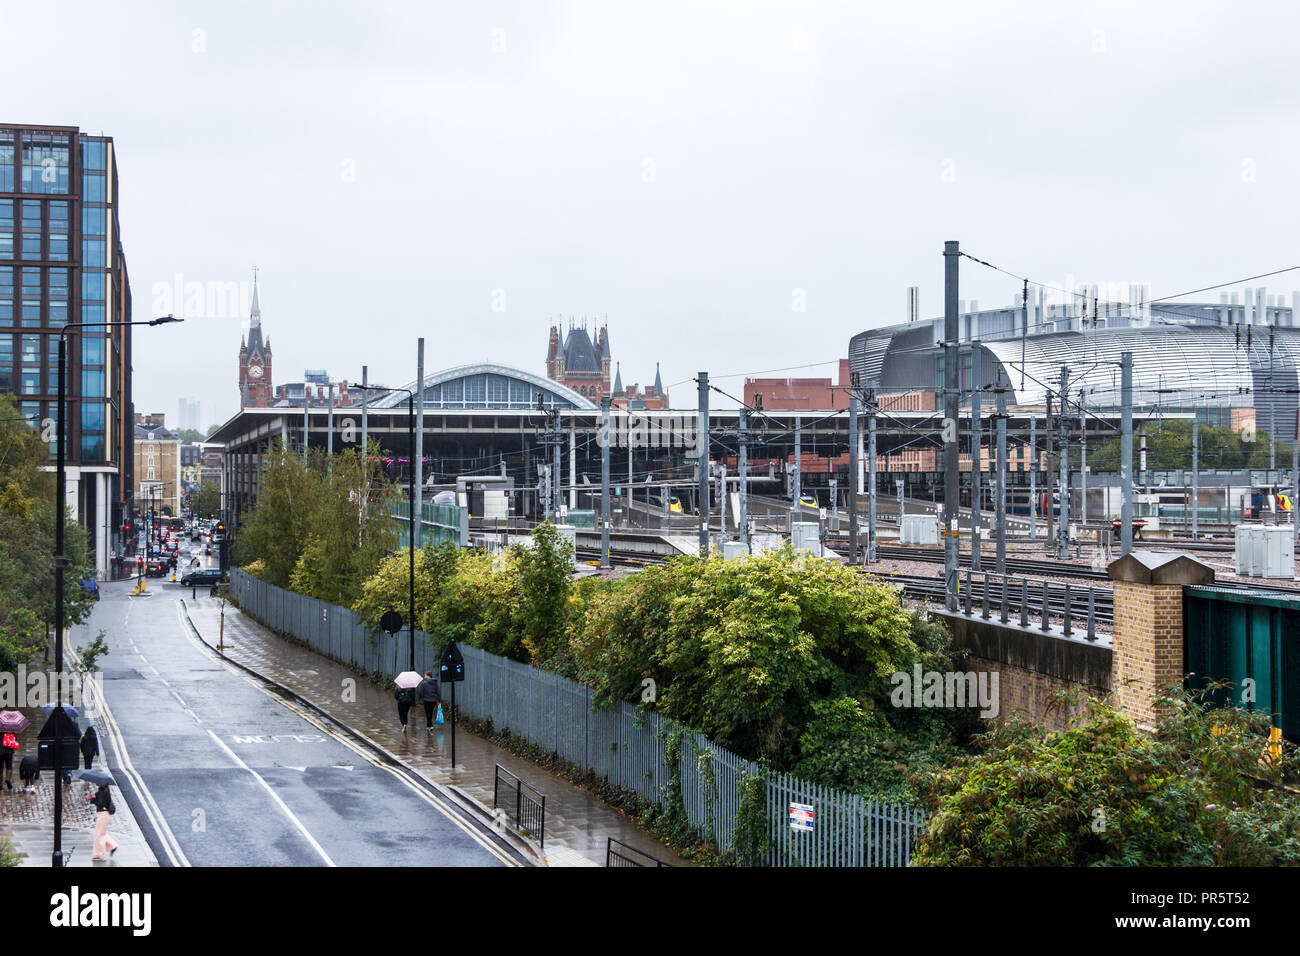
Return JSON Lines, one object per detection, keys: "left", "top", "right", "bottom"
{"left": 416, "top": 671, "right": 442, "bottom": 732}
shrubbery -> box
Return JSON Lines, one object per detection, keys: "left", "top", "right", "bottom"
{"left": 915, "top": 686, "right": 1300, "bottom": 866}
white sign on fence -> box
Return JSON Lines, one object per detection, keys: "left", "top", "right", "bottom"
{"left": 788, "top": 802, "right": 815, "bottom": 832}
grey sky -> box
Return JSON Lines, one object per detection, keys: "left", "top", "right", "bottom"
{"left": 4, "top": 0, "right": 1298, "bottom": 427}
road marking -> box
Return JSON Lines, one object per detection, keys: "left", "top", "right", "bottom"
{"left": 70, "top": 643, "right": 189, "bottom": 868}
{"left": 175, "top": 600, "right": 521, "bottom": 867}
{"left": 204, "top": 728, "right": 336, "bottom": 867}
{"left": 169, "top": 690, "right": 188, "bottom": 708}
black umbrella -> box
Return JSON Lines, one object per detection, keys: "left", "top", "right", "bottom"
{"left": 71, "top": 769, "right": 115, "bottom": 787}
{"left": 40, "top": 704, "right": 79, "bottom": 720}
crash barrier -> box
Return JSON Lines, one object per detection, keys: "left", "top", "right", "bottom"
{"left": 493, "top": 764, "right": 546, "bottom": 847}
{"left": 230, "top": 569, "right": 924, "bottom": 866}
{"left": 606, "top": 836, "right": 672, "bottom": 867}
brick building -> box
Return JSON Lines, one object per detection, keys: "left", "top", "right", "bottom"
{"left": 133, "top": 415, "right": 181, "bottom": 514}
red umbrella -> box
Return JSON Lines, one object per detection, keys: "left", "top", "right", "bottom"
{"left": 0, "top": 711, "right": 30, "bottom": 734}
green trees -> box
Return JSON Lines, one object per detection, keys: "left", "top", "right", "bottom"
{"left": 352, "top": 524, "right": 576, "bottom": 666}
{"left": 915, "top": 688, "right": 1300, "bottom": 866}
{"left": 236, "top": 440, "right": 400, "bottom": 607}
{"left": 572, "top": 546, "right": 977, "bottom": 796}
{"left": 191, "top": 481, "right": 220, "bottom": 518}
{"left": 0, "top": 394, "right": 96, "bottom": 667}
{"left": 1080, "top": 420, "right": 1290, "bottom": 472}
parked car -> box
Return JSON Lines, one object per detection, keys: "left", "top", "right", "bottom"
{"left": 180, "top": 568, "right": 223, "bottom": 587}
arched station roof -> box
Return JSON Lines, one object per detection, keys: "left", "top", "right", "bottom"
{"left": 369, "top": 363, "right": 597, "bottom": 410}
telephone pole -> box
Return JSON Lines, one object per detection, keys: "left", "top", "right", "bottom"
{"left": 971, "top": 345, "right": 983, "bottom": 571}
{"left": 1057, "top": 366, "right": 1071, "bottom": 560}
{"left": 738, "top": 407, "right": 749, "bottom": 548}
{"left": 601, "top": 397, "right": 611, "bottom": 568}
{"left": 848, "top": 391, "right": 859, "bottom": 564}
{"left": 867, "top": 388, "right": 877, "bottom": 563}
{"left": 995, "top": 383, "right": 1007, "bottom": 574}
{"left": 1120, "top": 352, "right": 1134, "bottom": 556}
{"left": 943, "top": 240, "right": 960, "bottom": 610}
{"left": 697, "top": 372, "right": 710, "bottom": 556}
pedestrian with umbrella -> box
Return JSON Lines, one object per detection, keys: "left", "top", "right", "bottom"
{"left": 80, "top": 725, "right": 99, "bottom": 770}
{"left": 0, "top": 711, "right": 28, "bottom": 791}
{"left": 74, "top": 770, "right": 117, "bottom": 861}
{"left": 393, "top": 671, "right": 421, "bottom": 735}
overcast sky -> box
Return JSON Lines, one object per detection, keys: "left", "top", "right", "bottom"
{"left": 4, "top": 0, "right": 1298, "bottom": 427}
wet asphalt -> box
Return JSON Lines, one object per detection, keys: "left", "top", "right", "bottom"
{"left": 73, "top": 542, "right": 524, "bottom": 868}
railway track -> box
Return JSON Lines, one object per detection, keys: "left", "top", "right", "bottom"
{"left": 863, "top": 571, "right": 1114, "bottom": 627}
{"left": 872, "top": 545, "right": 1112, "bottom": 580}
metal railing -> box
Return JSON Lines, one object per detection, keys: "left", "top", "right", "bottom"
{"left": 493, "top": 764, "right": 546, "bottom": 847}
{"left": 229, "top": 570, "right": 925, "bottom": 866}
{"left": 606, "top": 836, "right": 673, "bottom": 867}
{"left": 956, "top": 569, "right": 1108, "bottom": 641}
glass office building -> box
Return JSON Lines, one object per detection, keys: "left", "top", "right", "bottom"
{"left": 0, "top": 124, "right": 134, "bottom": 576}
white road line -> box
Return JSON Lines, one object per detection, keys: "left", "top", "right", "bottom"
{"left": 176, "top": 599, "right": 520, "bottom": 866}
{"left": 205, "top": 729, "right": 336, "bottom": 867}
{"left": 72, "top": 645, "right": 190, "bottom": 867}
{"left": 169, "top": 690, "right": 188, "bottom": 708}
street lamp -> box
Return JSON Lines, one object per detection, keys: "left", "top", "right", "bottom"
{"left": 356, "top": 384, "right": 417, "bottom": 672}
{"left": 52, "top": 314, "right": 181, "bottom": 867}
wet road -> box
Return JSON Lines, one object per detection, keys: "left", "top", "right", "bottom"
{"left": 75, "top": 541, "right": 525, "bottom": 867}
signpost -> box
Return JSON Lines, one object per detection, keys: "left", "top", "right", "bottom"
{"left": 439, "top": 640, "right": 465, "bottom": 767}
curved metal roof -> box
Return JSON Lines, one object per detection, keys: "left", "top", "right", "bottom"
{"left": 982, "top": 325, "right": 1300, "bottom": 408}
{"left": 371, "top": 362, "right": 597, "bottom": 410}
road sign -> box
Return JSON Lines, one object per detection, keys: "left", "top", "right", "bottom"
{"left": 380, "top": 609, "right": 403, "bottom": 634}
{"left": 788, "top": 802, "right": 814, "bottom": 832}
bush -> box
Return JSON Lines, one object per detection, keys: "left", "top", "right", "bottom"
{"left": 914, "top": 686, "right": 1300, "bottom": 866}
{"left": 572, "top": 545, "right": 971, "bottom": 790}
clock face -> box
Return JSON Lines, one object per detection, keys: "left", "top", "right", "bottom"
{"left": 248, "top": 365, "right": 263, "bottom": 379}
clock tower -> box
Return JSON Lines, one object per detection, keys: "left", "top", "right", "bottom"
{"left": 238, "top": 269, "right": 274, "bottom": 408}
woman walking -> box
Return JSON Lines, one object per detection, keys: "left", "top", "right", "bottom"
{"left": 89, "top": 783, "right": 117, "bottom": 861}
{"left": 80, "top": 725, "right": 99, "bottom": 770}
{"left": 394, "top": 681, "right": 415, "bottom": 734}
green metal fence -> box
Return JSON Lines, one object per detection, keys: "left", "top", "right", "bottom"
{"left": 229, "top": 569, "right": 925, "bottom": 866}
{"left": 1185, "top": 584, "right": 1300, "bottom": 741}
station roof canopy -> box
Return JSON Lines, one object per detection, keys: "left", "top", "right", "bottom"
{"left": 368, "top": 362, "right": 596, "bottom": 411}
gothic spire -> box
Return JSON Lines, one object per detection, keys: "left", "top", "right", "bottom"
{"left": 250, "top": 266, "right": 262, "bottom": 327}
{"left": 653, "top": 361, "right": 662, "bottom": 395}
{"left": 613, "top": 361, "right": 623, "bottom": 394}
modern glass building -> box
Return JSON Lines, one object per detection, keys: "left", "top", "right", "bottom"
{"left": 0, "top": 123, "right": 133, "bottom": 576}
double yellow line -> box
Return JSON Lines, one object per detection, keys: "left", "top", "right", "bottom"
{"left": 174, "top": 602, "right": 521, "bottom": 867}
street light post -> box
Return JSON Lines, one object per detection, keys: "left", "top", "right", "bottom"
{"left": 358, "top": 384, "right": 416, "bottom": 671}
{"left": 52, "top": 315, "right": 181, "bottom": 867}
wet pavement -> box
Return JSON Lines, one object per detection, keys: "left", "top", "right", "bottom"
{"left": 67, "top": 576, "right": 525, "bottom": 868}
{"left": 183, "top": 590, "right": 688, "bottom": 867}
{"left": 0, "top": 676, "right": 157, "bottom": 867}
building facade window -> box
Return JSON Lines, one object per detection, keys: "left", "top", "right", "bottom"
{"left": 0, "top": 267, "right": 12, "bottom": 325}
{"left": 20, "top": 268, "right": 41, "bottom": 327}
{"left": 0, "top": 132, "right": 13, "bottom": 191}
{"left": 20, "top": 133, "right": 71, "bottom": 194}
{"left": 48, "top": 201, "right": 69, "bottom": 261}
{"left": 0, "top": 200, "right": 12, "bottom": 259}
{"left": 20, "top": 201, "right": 41, "bottom": 260}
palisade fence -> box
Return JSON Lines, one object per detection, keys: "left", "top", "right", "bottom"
{"left": 229, "top": 569, "right": 925, "bottom": 866}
